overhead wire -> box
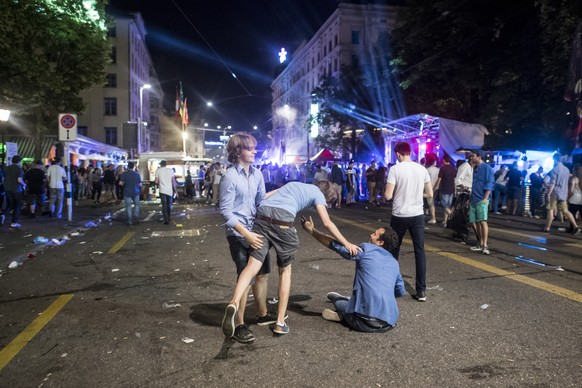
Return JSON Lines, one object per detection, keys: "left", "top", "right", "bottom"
{"left": 168, "top": 0, "right": 253, "bottom": 96}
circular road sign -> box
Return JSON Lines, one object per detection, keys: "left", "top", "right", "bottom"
{"left": 60, "top": 114, "right": 76, "bottom": 129}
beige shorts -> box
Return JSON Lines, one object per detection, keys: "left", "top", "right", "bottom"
{"left": 546, "top": 197, "right": 569, "bottom": 213}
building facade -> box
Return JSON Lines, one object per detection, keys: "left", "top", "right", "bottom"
{"left": 78, "top": 11, "right": 163, "bottom": 158}
{"left": 270, "top": 1, "right": 399, "bottom": 163}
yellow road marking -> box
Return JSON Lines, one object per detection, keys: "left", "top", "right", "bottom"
{"left": 108, "top": 231, "right": 135, "bottom": 254}
{"left": 0, "top": 294, "right": 74, "bottom": 370}
{"left": 565, "top": 242, "right": 582, "bottom": 249}
{"left": 331, "top": 215, "right": 582, "bottom": 303}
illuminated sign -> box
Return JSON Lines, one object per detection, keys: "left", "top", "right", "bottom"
{"left": 278, "top": 48, "right": 287, "bottom": 63}
{"left": 205, "top": 141, "right": 223, "bottom": 146}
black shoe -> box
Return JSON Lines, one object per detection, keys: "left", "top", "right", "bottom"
{"left": 572, "top": 228, "right": 581, "bottom": 236}
{"left": 233, "top": 324, "right": 255, "bottom": 343}
{"left": 414, "top": 291, "right": 427, "bottom": 302}
{"left": 256, "top": 312, "right": 278, "bottom": 326}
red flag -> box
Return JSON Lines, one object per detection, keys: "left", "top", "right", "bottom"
{"left": 182, "top": 98, "right": 189, "bottom": 126}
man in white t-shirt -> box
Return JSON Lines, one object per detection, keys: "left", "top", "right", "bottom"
{"left": 47, "top": 158, "right": 67, "bottom": 219}
{"left": 384, "top": 142, "right": 433, "bottom": 302}
{"left": 155, "top": 160, "right": 177, "bottom": 224}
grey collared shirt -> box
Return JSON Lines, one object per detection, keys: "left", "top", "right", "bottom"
{"left": 219, "top": 164, "right": 266, "bottom": 237}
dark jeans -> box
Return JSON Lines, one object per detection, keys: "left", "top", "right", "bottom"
{"left": 6, "top": 191, "right": 23, "bottom": 223}
{"left": 530, "top": 188, "right": 542, "bottom": 217}
{"left": 389, "top": 214, "right": 426, "bottom": 293}
{"left": 335, "top": 299, "right": 393, "bottom": 333}
{"left": 160, "top": 193, "right": 172, "bottom": 223}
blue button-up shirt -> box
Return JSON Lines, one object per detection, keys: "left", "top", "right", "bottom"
{"left": 471, "top": 162, "right": 494, "bottom": 205}
{"left": 219, "top": 164, "right": 266, "bottom": 237}
{"left": 330, "top": 241, "right": 406, "bottom": 326}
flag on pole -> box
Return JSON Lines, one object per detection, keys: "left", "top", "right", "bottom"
{"left": 175, "top": 86, "right": 180, "bottom": 121}
{"left": 178, "top": 82, "right": 184, "bottom": 120}
{"left": 182, "top": 98, "right": 189, "bottom": 126}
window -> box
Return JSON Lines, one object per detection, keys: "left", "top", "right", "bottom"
{"left": 352, "top": 54, "right": 360, "bottom": 67}
{"left": 351, "top": 31, "right": 360, "bottom": 45}
{"left": 105, "top": 73, "right": 117, "bottom": 87}
{"left": 334, "top": 35, "right": 338, "bottom": 46}
{"left": 104, "top": 97, "right": 117, "bottom": 116}
{"left": 105, "top": 127, "right": 117, "bottom": 145}
{"left": 111, "top": 47, "right": 117, "bottom": 63}
{"left": 328, "top": 41, "right": 332, "bottom": 52}
{"left": 78, "top": 126, "right": 88, "bottom": 136}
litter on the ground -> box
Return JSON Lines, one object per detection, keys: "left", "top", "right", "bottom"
{"left": 162, "top": 302, "right": 181, "bottom": 309}
{"left": 480, "top": 304, "right": 489, "bottom": 310}
{"left": 181, "top": 337, "right": 194, "bottom": 344}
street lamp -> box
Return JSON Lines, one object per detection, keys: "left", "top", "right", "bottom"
{"left": 0, "top": 109, "right": 10, "bottom": 166}
{"left": 138, "top": 84, "right": 151, "bottom": 154}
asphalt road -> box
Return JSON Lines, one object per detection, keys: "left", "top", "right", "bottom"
{"left": 0, "top": 200, "right": 581, "bottom": 387}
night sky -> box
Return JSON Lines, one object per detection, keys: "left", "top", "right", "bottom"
{"left": 108, "top": 0, "right": 339, "bottom": 133}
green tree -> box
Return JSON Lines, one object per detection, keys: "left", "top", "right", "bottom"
{"left": 390, "top": 0, "right": 582, "bottom": 151}
{"left": 0, "top": 0, "right": 111, "bottom": 159}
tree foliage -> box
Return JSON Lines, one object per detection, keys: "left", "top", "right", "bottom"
{"left": 0, "top": 0, "right": 111, "bottom": 158}
{"left": 390, "top": 0, "right": 582, "bottom": 151}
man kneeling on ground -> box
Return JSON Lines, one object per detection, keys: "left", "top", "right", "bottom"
{"left": 301, "top": 216, "right": 406, "bottom": 333}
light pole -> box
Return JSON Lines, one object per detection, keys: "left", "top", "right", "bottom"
{"left": 0, "top": 109, "right": 11, "bottom": 166}
{"left": 138, "top": 84, "right": 151, "bottom": 155}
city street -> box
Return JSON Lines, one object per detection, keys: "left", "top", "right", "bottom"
{"left": 0, "top": 199, "right": 581, "bottom": 387}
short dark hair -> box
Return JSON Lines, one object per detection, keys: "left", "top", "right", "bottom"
{"left": 394, "top": 142, "right": 411, "bottom": 156}
{"left": 12, "top": 155, "right": 21, "bottom": 163}
{"left": 378, "top": 226, "right": 399, "bottom": 252}
{"left": 226, "top": 133, "right": 257, "bottom": 164}
{"left": 313, "top": 179, "right": 337, "bottom": 204}
{"left": 127, "top": 161, "right": 135, "bottom": 169}
{"left": 160, "top": 160, "right": 167, "bottom": 167}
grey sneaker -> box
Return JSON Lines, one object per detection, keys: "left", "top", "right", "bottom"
{"left": 273, "top": 322, "right": 289, "bottom": 335}
{"left": 221, "top": 304, "right": 237, "bottom": 338}
{"left": 233, "top": 325, "right": 255, "bottom": 343}
{"left": 470, "top": 245, "right": 483, "bottom": 252}
{"left": 326, "top": 292, "right": 349, "bottom": 303}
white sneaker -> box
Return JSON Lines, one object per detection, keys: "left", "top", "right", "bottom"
{"left": 10, "top": 223, "right": 21, "bottom": 228}
{"left": 322, "top": 309, "right": 341, "bottom": 322}
{"left": 470, "top": 245, "right": 483, "bottom": 252}
{"left": 427, "top": 219, "right": 437, "bottom": 224}
{"left": 482, "top": 246, "right": 490, "bottom": 255}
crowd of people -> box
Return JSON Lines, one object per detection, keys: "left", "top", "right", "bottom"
{"left": 0, "top": 157, "right": 141, "bottom": 227}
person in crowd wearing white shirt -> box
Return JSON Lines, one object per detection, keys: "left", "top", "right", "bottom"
{"left": 384, "top": 142, "right": 433, "bottom": 302}
{"left": 155, "top": 160, "right": 177, "bottom": 225}
{"left": 47, "top": 158, "right": 67, "bottom": 219}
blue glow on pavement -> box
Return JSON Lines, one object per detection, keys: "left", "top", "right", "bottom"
{"left": 517, "top": 243, "right": 547, "bottom": 251}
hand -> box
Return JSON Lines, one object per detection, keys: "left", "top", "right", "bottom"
{"left": 344, "top": 242, "right": 361, "bottom": 256}
{"left": 301, "top": 215, "right": 314, "bottom": 234}
{"left": 245, "top": 231, "right": 264, "bottom": 250}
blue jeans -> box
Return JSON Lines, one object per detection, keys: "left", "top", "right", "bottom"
{"left": 335, "top": 299, "right": 393, "bottom": 333}
{"left": 49, "top": 187, "right": 64, "bottom": 218}
{"left": 124, "top": 195, "right": 140, "bottom": 224}
{"left": 160, "top": 193, "right": 172, "bottom": 223}
{"left": 492, "top": 183, "right": 506, "bottom": 212}
{"left": 389, "top": 214, "right": 426, "bottom": 293}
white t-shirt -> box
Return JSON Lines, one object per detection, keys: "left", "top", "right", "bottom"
{"left": 387, "top": 161, "right": 430, "bottom": 217}
{"left": 47, "top": 164, "right": 66, "bottom": 189}
{"left": 427, "top": 166, "right": 440, "bottom": 186}
{"left": 155, "top": 167, "right": 175, "bottom": 196}
{"left": 455, "top": 161, "right": 473, "bottom": 189}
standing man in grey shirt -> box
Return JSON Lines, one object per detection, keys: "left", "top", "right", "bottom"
{"left": 543, "top": 153, "right": 580, "bottom": 234}
{"left": 120, "top": 161, "right": 141, "bottom": 226}
{"left": 219, "top": 133, "right": 276, "bottom": 343}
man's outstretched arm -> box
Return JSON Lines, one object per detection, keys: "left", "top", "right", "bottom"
{"left": 301, "top": 216, "right": 334, "bottom": 247}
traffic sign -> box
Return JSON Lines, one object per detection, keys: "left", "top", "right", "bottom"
{"left": 58, "top": 113, "right": 78, "bottom": 141}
